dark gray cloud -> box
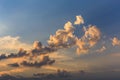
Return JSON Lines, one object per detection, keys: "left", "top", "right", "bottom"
{"left": 0, "top": 41, "right": 55, "bottom": 60}
{"left": 20, "top": 56, "right": 55, "bottom": 67}
{"left": 8, "top": 63, "right": 20, "bottom": 67}
{"left": 0, "top": 48, "right": 27, "bottom": 60}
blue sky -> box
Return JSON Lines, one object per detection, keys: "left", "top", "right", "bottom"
{"left": 0, "top": 0, "right": 120, "bottom": 77}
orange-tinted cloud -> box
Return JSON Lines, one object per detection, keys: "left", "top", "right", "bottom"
{"left": 0, "top": 68, "right": 26, "bottom": 76}
{"left": 74, "top": 15, "right": 84, "bottom": 25}
{"left": 112, "top": 37, "right": 120, "bottom": 46}
{"left": 76, "top": 26, "right": 101, "bottom": 54}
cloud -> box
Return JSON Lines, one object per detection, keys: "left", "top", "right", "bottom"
{"left": 48, "top": 21, "right": 101, "bottom": 55}
{"left": 0, "top": 40, "right": 55, "bottom": 60}
{"left": 0, "top": 68, "right": 26, "bottom": 76}
{"left": 76, "top": 38, "right": 89, "bottom": 54}
{"left": 96, "top": 46, "right": 106, "bottom": 53}
{"left": 74, "top": 15, "right": 84, "bottom": 25}
{"left": 83, "top": 26, "right": 101, "bottom": 47}
{"left": 30, "top": 41, "right": 55, "bottom": 56}
{"left": 0, "top": 40, "right": 55, "bottom": 68}
{"left": 42, "top": 65, "right": 59, "bottom": 71}
{"left": 20, "top": 55, "right": 55, "bottom": 67}
{"left": 0, "top": 48, "right": 27, "bottom": 60}
{"left": 33, "top": 41, "right": 42, "bottom": 50}
{"left": 0, "top": 63, "right": 7, "bottom": 67}
{"left": 112, "top": 37, "right": 120, "bottom": 46}
{"left": 76, "top": 26, "right": 101, "bottom": 54}
{"left": 0, "top": 36, "right": 32, "bottom": 53}
{"left": 8, "top": 63, "right": 20, "bottom": 67}
{"left": 7, "top": 54, "right": 55, "bottom": 67}
{"left": 48, "top": 21, "right": 76, "bottom": 48}
{"left": 0, "top": 15, "right": 101, "bottom": 69}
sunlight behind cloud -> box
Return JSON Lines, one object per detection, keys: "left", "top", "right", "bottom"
{"left": 0, "top": 36, "right": 32, "bottom": 54}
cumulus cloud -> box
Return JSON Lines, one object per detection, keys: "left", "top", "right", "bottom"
{"left": 83, "top": 26, "right": 101, "bottom": 47}
{"left": 112, "top": 37, "right": 120, "bottom": 46}
{"left": 48, "top": 21, "right": 76, "bottom": 48}
{"left": 76, "top": 38, "right": 89, "bottom": 54}
{"left": 76, "top": 26, "right": 101, "bottom": 54}
{"left": 74, "top": 15, "right": 84, "bottom": 25}
{"left": 48, "top": 18, "right": 101, "bottom": 54}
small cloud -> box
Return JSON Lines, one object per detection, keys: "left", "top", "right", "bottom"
{"left": 112, "top": 37, "right": 120, "bottom": 46}
{"left": 33, "top": 41, "right": 42, "bottom": 50}
{"left": 74, "top": 15, "right": 84, "bottom": 25}
{"left": 96, "top": 46, "right": 106, "bottom": 53}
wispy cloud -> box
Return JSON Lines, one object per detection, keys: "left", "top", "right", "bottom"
{"left": 96, "top": 46, "right": 106, "bottom": 53}
{"left": 0, "top": 68, "right": 26, "bottom": 76}
{"left": 0, "top": 36, "right": 32, "bottom": 53}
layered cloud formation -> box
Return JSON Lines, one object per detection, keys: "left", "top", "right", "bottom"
{"left": 0, "top": 15, "right": 120, "bottom": 77}
{"left": 0, "top": 15, "right": 101, "bottom": 68}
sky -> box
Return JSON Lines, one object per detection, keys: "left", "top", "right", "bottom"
{"left": 0, "top": 0, "right": 120, "bottom": 78}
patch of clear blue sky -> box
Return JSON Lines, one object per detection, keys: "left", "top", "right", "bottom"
{"left": 0, "top": 0, "right": 119, "bottom": 44}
